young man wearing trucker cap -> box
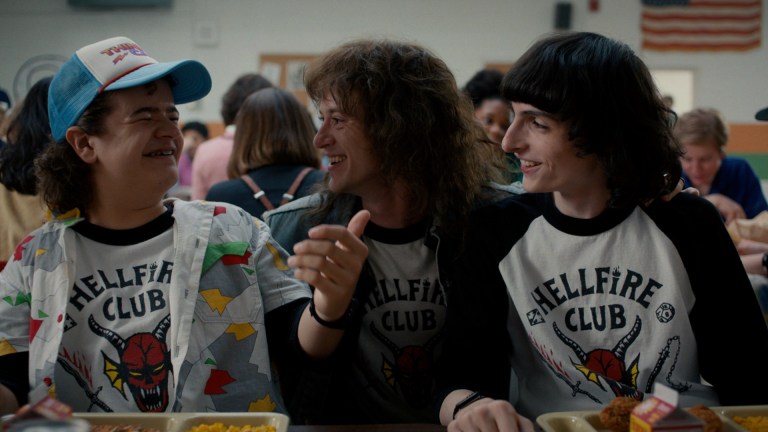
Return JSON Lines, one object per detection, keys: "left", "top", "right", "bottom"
{"left": 0, "top": 36, "right": 369, "bottom": 414}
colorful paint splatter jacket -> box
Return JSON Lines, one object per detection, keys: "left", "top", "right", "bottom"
{"left": 0, "top": 199, "right": 310, "bottom": 412}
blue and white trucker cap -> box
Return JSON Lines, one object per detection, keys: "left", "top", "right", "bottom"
{"left": 49, "top": 36, "right": 212, "bottom": 141}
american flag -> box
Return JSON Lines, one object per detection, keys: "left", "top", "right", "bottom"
{"left": 641, "top": 0, "right": 762, "bottom": 51}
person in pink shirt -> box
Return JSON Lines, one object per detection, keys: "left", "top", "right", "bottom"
{"left": 191, "top": 73, "right": 272, "bottom": 200}
{"left": 177, "top": 121, "right": 208, "bottom": 186}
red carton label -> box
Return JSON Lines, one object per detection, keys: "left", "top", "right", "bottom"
{"left": 630, "top": 394, "right": 704, "bottom": 431}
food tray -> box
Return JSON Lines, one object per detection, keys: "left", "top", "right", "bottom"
{"left": 74, "top": 412, "right": 289, "bottom": 432}
{"left": 717, "top": 406, "right": 768, "bottom": 431}
{"left": 536, "top": 406, "right": 768, "bottom": 432}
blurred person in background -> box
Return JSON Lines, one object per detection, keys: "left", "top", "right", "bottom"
{"left": 191, "top": 73, "right": 273, "bottom": 200}
{"left": 463, "top": 68, "right": 521, "bottom": 183}
{"left": 0, "top": 88, "right": 12, "bottom": 146}
{"left": 0, "top": 77, "right": 51, "bottom": 271}
{"left": 731, "top": 104, "right": 768, "bottom": 324}
{"left": 206, "top": 87, "right": 324, "bottom": 218}
{"left": 167, "top": 120, "right": 209, "bottom": 200}
{"left": 675, "top": 107, "right": 768, "bottom": 224}
{"left": 178, "top": 120, "right": 209, "bottom": 186}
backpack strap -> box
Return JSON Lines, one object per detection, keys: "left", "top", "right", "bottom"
{"left": 240, "top": 167, "right": 314, "bottom": 211}
{"left": 240, "top": 174, "right": 275, "bottom": 211}
{"left": 280, "top": 167, "right": 314, "bottom": 206}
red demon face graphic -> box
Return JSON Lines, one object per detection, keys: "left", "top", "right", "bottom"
{"left": 554, "top": 316, "right": 642, "bottom": 399}
{"left": 89, "top": 315, "right": 172, "bottom": 412}
{"left": 369, "top": 322, "right": 442, "bottom": 407}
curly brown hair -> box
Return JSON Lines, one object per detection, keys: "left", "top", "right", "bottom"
{"left": 304, "top": 39, "right": 503, "bottom": 233}
{"left": 34, "top": 91, "right": 114, "bottom": 216}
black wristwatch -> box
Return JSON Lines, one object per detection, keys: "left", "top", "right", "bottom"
{"left": 452, "top": 391, "right": 487, "bottom": 419}
{"left": 762, "top": 252, "right": 768, "bottom": 274}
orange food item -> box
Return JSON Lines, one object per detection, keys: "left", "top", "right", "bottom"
{"left": 733, "top": 415, "right": 768, "bottom": 432}
{"left": 687, "top": 404, "right": 723, "bottom": 432}
{"left": 599, "top": 396, "right": 641, "bottom": 432}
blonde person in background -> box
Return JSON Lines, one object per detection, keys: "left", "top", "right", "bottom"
{"left": 675, "top": 108, "right": 768, "bottom": 296}
{"left": 730, "top": 104, "right": 768, "bottom": 323}
{"left": 675, "top": 107, "right": 768, "bottom": 225}
{"left": 205, "top": 87, "right": 325, "bottom": 218}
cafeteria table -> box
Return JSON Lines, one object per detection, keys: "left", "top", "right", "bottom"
{"left": 289, "top": 425, "right": 447, "bottom": 432}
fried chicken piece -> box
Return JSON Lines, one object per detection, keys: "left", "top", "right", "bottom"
{"left": 687, "top": 404, "right": 723, "bottom": 432}
{"left": 600, "top": 396, "right": 642, "bottom": 432}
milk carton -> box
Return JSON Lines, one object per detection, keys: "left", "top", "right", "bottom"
{"left": 630, "top": 384, "right": 704, "bottom": 431}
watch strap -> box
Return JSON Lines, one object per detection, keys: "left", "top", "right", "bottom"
{"left": 309, "top": 296, "right": 356, "bottom": 330}
{"left": 452, "top": 391, "right": 487, "bottom": 419}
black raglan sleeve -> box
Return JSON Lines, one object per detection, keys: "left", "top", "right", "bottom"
{"left": 648, "top": 193, "right": 768, "bottom": 405}
{"left": 0, "top": 351, "right": 29, "bottom": 406}
{"left": 435, "top": 196, "right": 538, "bottom": 416}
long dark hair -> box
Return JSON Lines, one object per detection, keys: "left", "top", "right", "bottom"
{"left": 303, "top": 39, "right": 499, "bottom": 234}
{"left": 0, "top": 77, "right": 53, "bottom": 195}
{"left": 502, "top": 31, "right": 681, "bottom": 207}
